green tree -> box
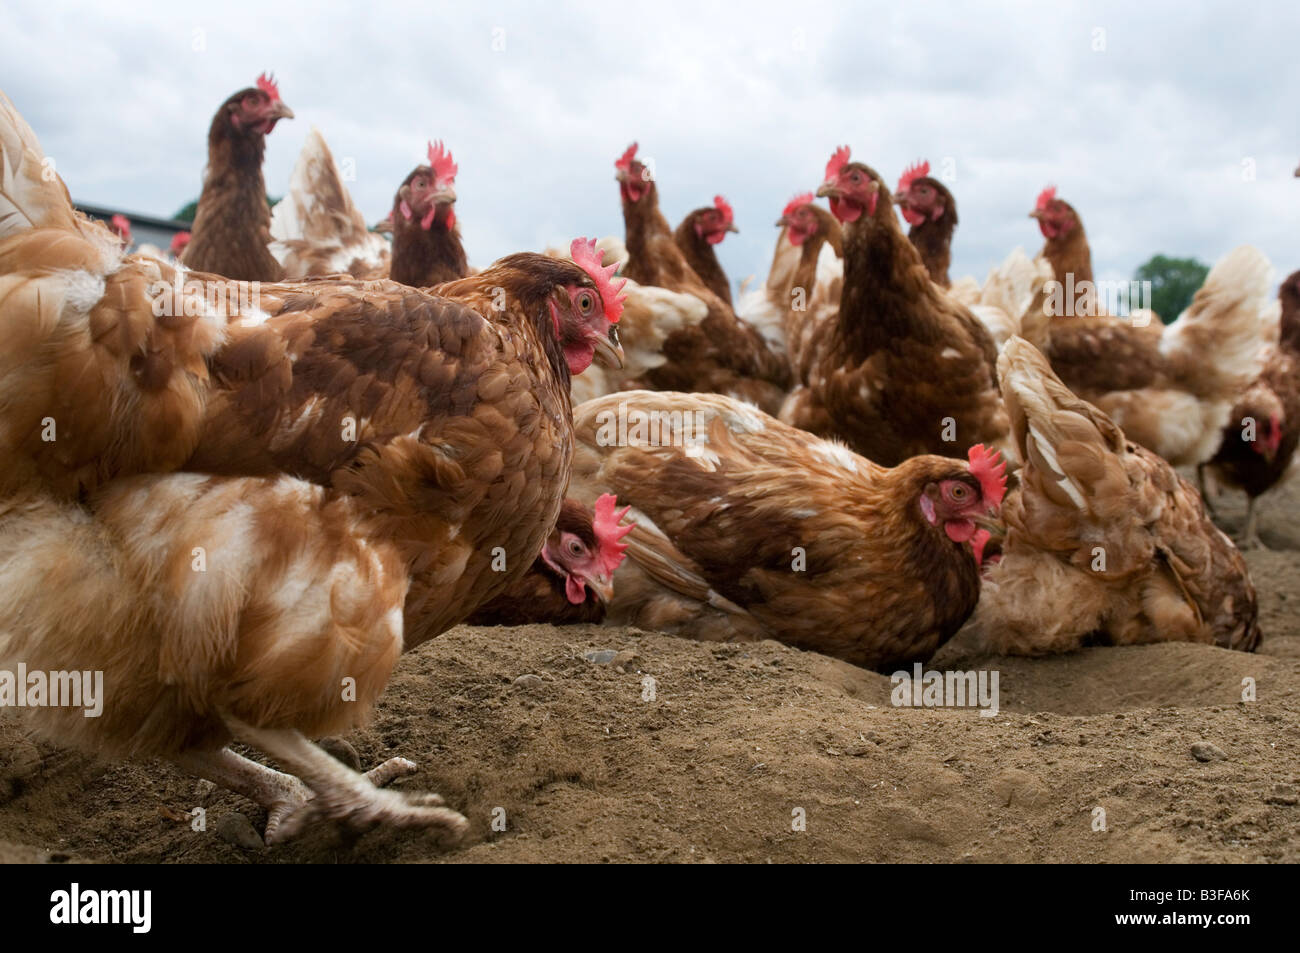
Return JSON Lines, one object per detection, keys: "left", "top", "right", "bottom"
{"left": 173, "top": 195, "right": 281, "bottom": 223}
{"left": 1134, "top": 254, "right": 1209, "bottom": 324}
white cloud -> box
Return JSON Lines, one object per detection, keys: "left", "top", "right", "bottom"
{"left": 9, "top": 0, "right": 1299, "bottom": 288}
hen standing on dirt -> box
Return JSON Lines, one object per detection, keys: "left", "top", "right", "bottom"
{"left": 0, "top": 90, "right": 627, "bottom": 843}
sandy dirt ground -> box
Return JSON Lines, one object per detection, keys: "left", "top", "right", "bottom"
{"left": 1, "top": 475, "right": 1297, "bottom": 864}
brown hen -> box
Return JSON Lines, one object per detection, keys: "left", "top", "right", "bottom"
{"left": 970, "top": 337, "right": 1260, "bottom": 655}
{"left": 569, "top": 391, "right": 1006, "bottom": 671}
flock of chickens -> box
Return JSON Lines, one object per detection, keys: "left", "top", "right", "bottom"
{"left": 0, "top": 73, "right": 1294, "bottom": 844}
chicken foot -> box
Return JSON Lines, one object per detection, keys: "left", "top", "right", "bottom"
{"left": 224, "top": 720, "right": 468, "bottom": 843}
{"left": 178, "top": 736, "right": 466, "bottom": 845}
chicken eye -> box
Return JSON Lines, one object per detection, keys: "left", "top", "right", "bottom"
{"left": 567, "top": 540, "right": 585, "bottom": 556}
{"left": 575, "top": 290, "right": 596, "bottom": 315}
{"left": 948, "top": 483, "right": 970, "bottom": 501}
{"left": 850, "top": 172, "right": 862, "bottom": 183}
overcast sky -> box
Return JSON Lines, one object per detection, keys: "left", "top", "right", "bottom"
{"left": 7, "top": 0, "right": 1298, "bottom": 288}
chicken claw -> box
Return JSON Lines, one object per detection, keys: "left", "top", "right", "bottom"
{"left": 179, "top": 737, "right": 464, "bottom": 845}
{"left": 225, "top": 721, "right": 467, "bottom": 843}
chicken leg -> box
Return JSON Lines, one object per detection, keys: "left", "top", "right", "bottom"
{"left": 179, "top": 733, "right": 467, "bottom": 845}
{"left": 1196, "top": 464, "right": 1218, "bottom": 518}
{"left": 1240, "top": 497, "right": 1265, "bottom": 550}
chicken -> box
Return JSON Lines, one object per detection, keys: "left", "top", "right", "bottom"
{"left": 466, "top": 494, "right": 633, "bottom": 625}
{"left": 614, "top": 143, "right": 789, "bottom": 413}
{"left": 168, "top": 230, "right": 191, "bottom": 260}
{"left": 893, "top": 163, "right": 1037, "bottom": 350}
{"left": 388, "top": 140, "right": 468, "bottom": 287}
{"left": 969, "top": 337, "right": 1261, "bottom": 655}
{"left": 182, "top": 74, "right": 294, "bottom": 281}
{"left": 0, "top": 477, "right": 468, "bottom": 842}
{"left": 1030, "top": 185, "right": 1094, "bottom": 291}
{"left": 107, "top": 213, "right": 132, "bottom": 249}
{"left": 269, "top": 127, "right": 392, "bottom": 280}
{"left": 568, "top": 391, "right": 1006, "bottom": 670}
{"left": 672, "top": 195, "right": 738, "bottom": 306}
{"left": 182, "top": 241, "right": 627, "bottom": 648}
{"left": 0, "top": 90, "right": 627, "bottom": 839}
{"left": 1206, "top": 269, "right": 1300, "bottom": 547}
{"left": 1044, "top": 245, "right": 1278, "bottom": 469}
{"left": 780, "top": 146, "right": 1010, "bottom": 466}
{"left": 744, "top": 192, "right": 843, "bottom": 377}
{"left": 268, "top": 135, "right": 465, "bottom": 287}
{"left": 569, "top": 277, "right": 709, "bottom": 405}
{"left": 893, "top": 160, "right": 955, "bottom": 287}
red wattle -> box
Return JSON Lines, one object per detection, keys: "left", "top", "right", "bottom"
{"left": 901, "top": 208, "right": 926, "bottom": 227}
{"left": 944, "top": 519, "right": 976, "bottom": 543}
{"left": 565, "top": 574, "right": 587, "bottom": 605}
{"left": 830, "top": 198, "right": 862, "bottom": 224}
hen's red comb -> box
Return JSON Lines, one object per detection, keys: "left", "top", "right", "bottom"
{"left": 110, "top": 213, "right": 130, "bottom": 235}
{"left": 713, "top": 195, "right": 734, "bottom": 225}
{"left": 824, "top": 145, "right": 851, "bottom": 182}
{"left": 592, "top": 493, "right": 634, "bottom": 578}
{"left": 968, "top": 444, "right": 1008, "bottom": 508}
{"left": 615, "top": 142, "right": 638, "bottom": 172}
{"left": 168, "top": 231, "right": 190, "bottom": 255}
{"left": 571, "top": 237, "right": 628, "bottom": 323}
{"left": 782, "top": 191, "right": 814, "bottom": 219}
{"left": 427, "top": 140, "right": 458, "bottom": 189}
{"left": 256, "top": 72, "right": 281, "bottom": 101}
{"left": 897, "top": 159, "right": 930, "bottom": 195}
{"left": 1035, "top": 185, "right": 1057, "bottom": 211}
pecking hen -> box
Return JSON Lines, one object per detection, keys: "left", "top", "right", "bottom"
{"left": 466, "top": 494, "right": 633, "bottom": 626}
{"left": 568, "top": 391, "right": 1006, "bottom": 671}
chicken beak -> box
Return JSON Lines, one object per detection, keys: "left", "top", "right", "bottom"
{"left": 727, "top": 223, "right": 739, "bottom": 234}
{"left": 592, "top": 325, "right": 625, "bottom": 369}
{"left": 1028, "top": 209, "right": 1044, "bottom": 220}
{"left": 774, "top": 216, "right": 789, "bottom": 227}
{"left": 585, "top": 573, "right": 615, "bottom": 605}
{"left": 971, "top": 510, "right": 1004, "bottom": 534}
{"left": 433, "top": 186, "right": 457, "bottom": 205}
{"left": 270, "top": 101, "right": 295, "bottom": 122}
{"left": 815, "top": 182, "right": 841, "bottom": 199}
